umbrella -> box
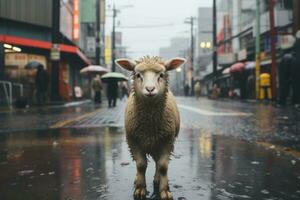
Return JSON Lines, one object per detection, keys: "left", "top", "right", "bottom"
{"left": 80, "top": 65, "right": 109, "bottom": 75}
{"left": 230, "top": 62, "right": 245, "bottom": 73}
{"left": 101, "top": 72, "right": 128, "bottom": 82}
{"left": 25, "top": 61, "right": 43, "bottom": 69}
{"left": 222, "top": 67, "right": 230, "bottom": 74}
{"left": 245, "top": 62, "right": 255, "bottom": 70}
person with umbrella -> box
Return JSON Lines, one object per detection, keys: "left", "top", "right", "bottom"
{"left": 106, "top": 80, "right": 118, "bottom": 108}
{"left": 80, "top": 65, "right": 109, "bottom": 103}
{"left": 91, "top": 75, "right": 103, "bottom": 104}
{"left": 35, "top": 64, "right": 49, "bottom": 105}
{"left": 101, "top": 72, "right": 128, "bottom": 108}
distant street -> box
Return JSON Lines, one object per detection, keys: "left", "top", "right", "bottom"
{"left": 0, "top": 97, "right": 300, "bottom": 200}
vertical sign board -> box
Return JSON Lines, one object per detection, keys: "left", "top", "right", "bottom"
{"left": 100, "top": 0, "right": 106, "bottom": 24}
{"left": 115, "top": 32, "right": 122, "bottom": 46}
{"left": 51, "top": 44, "right": 60, "bottom": 61}
{"left": 73, "top": 0, "right": 80, "bottom": 40}
{"left": 86, "top": 37, "right": 96, "bottom": 54}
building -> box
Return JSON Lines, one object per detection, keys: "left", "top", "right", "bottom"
{"left": 196, "top": 7, "right": 213, "bottom": 79}
{"left": 80, "top": 0, "right": 106, "bottom": 65}
{"left": 159, "top": 37, "right": 189, "bottom": 95}
{"left": 0, "top": 0, "right": 92, "bottom": 104}
{"left": 203, "top": 0, "right": 294, "bottom": 99}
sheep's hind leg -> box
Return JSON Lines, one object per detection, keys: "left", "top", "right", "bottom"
{"left": 153, "top": 161, "right": 160, "bottom": 193}
{"left": 133, "top": 151, "right": 147, "bottom": 199}
{"left": 156, "top": 153, "right": 173, "bottom": 200}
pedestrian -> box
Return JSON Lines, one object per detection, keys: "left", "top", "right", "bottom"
{"left": 247, "top": 73, "right": 255, "bottom": 99}
{"left": 194, "top": 81, "right": 201, "bottom": 100}
{"left": 35, "top": 64, "right": 49, "bottom": 105}
{"left": 184, "top": 83, "right": 190, "bottom": 97}
{"left": 211, "top": 83, "right": 220, "bottom": 99}
{"left": 292, "top": 31, "right": 300, "bottom": 108}
{"left": 106, "top": 80, "right": 119, "bottom": 108}
{"left": 91, "top": 75, "right": 103, "bottom": 104}
{"left": 121, "top": 81, "right": 129, "bottom": 100}
{"left": 278, "top": 43, "right": 294, "bottom": 106}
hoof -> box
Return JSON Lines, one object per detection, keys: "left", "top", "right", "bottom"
{"left": 160, "top": 190, "right": 173, "bottom": 200}
{"left": 134, "top": 187, "right": 147, "bottom": 199}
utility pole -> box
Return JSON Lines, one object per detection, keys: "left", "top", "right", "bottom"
{"left": 293, "top": 0, "right": 300, "bottom": 34}
{"left": 51, "top": 0, "right": 61, "bottom": 101}
{"left": 190, "top": 16, "right": 195, "bottom": 96}
{"left": 212, "top": 0, "right": 218, "bottom": 77}
{"left": 95, "top": 0, "right": 101, "bottom": 65}
{"left": 255, "top": 0, "right": 261, "bottom": 99}
{"left": 111, "top": 4, "right": 117, "bottom": 72}
{"left": 0, "top": 43, "right": 4, "bottom": 79}
{"left": 184, "top": 17, "right": 195, "bottom": 96}
{"left": 269, "top": 0, "right": 277, "bottom": 99}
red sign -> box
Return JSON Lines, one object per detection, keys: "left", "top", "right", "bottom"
{"left": 73, "top": 0, "right": 80, "bottom": 40}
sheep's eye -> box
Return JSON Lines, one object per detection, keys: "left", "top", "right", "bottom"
{"left": 159, "top": 73, "right": 164, "bottom": 78}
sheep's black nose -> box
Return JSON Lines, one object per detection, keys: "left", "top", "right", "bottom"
{"left": 146, "top": 86, "right": 155, "bottom": 92}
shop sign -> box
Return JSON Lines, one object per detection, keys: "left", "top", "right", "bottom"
{"left": 5, "top": 53, "right": 46, "bottom": 68}
{"left": 73, "top": 0, "right": 80, "bottom": 40}
{"left": 51, "top": 44, "right": 60, "bottom": 61}
{"left": 86, "top": 37, "right": 96, "bottom": 54}
{"left": 238, "top": 49, "right": 247, "bottom": 61}
{"left": 115, "top": 32, "right": 122, "bottom": 45}
{"left": 5, "top": 53, "right": 28, "bottom": 66}
{"left": 218, "top": 53, "right": 235, "bottom": 65}
{"left": 100, "top": 0, "right": 106, "bottom": 24}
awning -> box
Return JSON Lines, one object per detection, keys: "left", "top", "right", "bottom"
{"left": 245, "top": 61, "right": 255, "bottom": 70}
{"left": 0, "top": 34, "right": 91, "bottom": 65}
{"left": 230, "top": 62, "right": 245, "bottom": 73}
{"left": 243, "top": 60, "right": 280, "bottom": 70}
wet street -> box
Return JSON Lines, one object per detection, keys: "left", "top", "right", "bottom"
{"left": 0, "top": 97, "right": 300, "bottom": 200}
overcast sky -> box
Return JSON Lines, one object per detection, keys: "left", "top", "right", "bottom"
{"left": 106, "top": 0, "right": 213, "bottom": 59}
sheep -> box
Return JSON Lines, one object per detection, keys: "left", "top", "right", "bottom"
{"left": 115, "top": 56, "right": 186, "bottom": 200}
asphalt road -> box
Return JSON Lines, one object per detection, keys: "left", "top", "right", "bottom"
{"left": 0, "top": 97, "right": 299, "bottom": 200}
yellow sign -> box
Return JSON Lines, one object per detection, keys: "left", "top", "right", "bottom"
{"left": 105, "top": 36, "right": 112, "bottom": 65}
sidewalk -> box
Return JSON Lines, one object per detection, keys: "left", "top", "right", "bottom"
{"left": 0, "top": 99, "right": 124, "bottom": 133}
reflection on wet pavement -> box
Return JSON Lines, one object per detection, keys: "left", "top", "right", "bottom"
{"left": 177, "top": 98, "right": 300, "bottom": 151}
{"left": 0, "top": 127, "right": 299, "bottom": 200}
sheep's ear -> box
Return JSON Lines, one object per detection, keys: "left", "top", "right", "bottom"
{"left": 165, "top": 57, "right": 186, "bottom": 71}
{"left": 115, "top": 59, "right": 136, "bottom": 71}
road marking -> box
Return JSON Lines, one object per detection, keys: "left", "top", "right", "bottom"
{"left": 178, "top": 104, "right": 252, "bottom": 116}
{"left": 63, "top": 100, "right": 92, "bottom": 107}
{"left": 257, "top": 141, "right": 300, "bottom": 158}
{"left": 50, "top": 108, "right": 103, "bottom": 128}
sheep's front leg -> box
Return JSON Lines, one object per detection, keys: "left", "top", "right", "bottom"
{"left": 156, "top": 153, "right": 173, "bottom": 200}
{"left": 133, "top": 151, "right": 147, "bottom": 199}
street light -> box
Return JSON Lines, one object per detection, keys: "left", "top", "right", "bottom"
{"left": 176, "top": 67, "right": 182, "bottom": 72}
{"left": 200, "top": 41, "right": 212, "bottom": 49}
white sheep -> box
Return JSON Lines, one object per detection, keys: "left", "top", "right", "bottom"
{"left": 115, "top": 56, "right": 186, "bottom": 200}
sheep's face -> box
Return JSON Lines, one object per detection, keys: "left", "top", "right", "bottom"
{"left": 134, "top": 63, "right": 167, "bottom": 98}
{"left": 115, "top": 56, "right": 186, "bottom": 99}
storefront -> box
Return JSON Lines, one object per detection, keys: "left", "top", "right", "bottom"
{"left": 0, "top": 34, "right": 91, "bottom": 103}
